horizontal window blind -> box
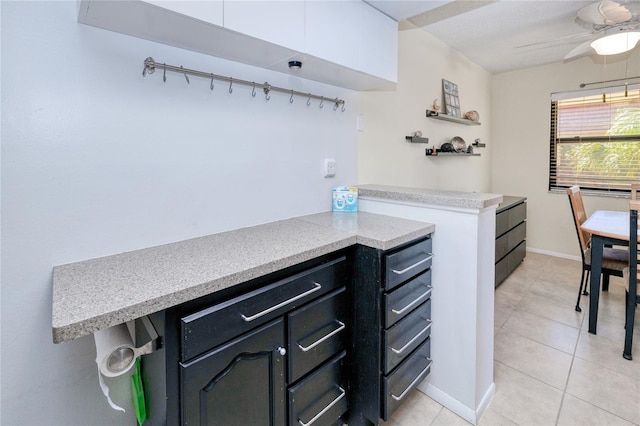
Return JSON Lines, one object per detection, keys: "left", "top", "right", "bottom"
{"left": 549, "top": 85, "right": 640, "bottom": 194}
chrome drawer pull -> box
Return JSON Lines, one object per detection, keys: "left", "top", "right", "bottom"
{"left": 390, "top": 359, "right": 432, "bottom": 401}
{"left": 241, "top": 282, "right": 322, "bottom": 322}
{"left": 298, "top": 321, "right": 345, "bottom": 352}
{"left": 391, "top": 286, "right": 432, "bottom": 315}
{"left": 390, "top": 321, "right": 432, "bottom": 355}
{"left": 391, "top": 254, "right": 433, "bottom": 275}
{"left": 298, "top": 386, "right": 346, "bottom": 426}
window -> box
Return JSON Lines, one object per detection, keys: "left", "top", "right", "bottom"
{"left": 549, "top": 85, "right": 640, "bottom": 195}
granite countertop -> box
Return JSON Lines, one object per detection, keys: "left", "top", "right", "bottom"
{"left": 52, "top": 211, "right": 435, "bottom": 344}
{"left": 358, "top": 184, "right": 503, "bottom": 210}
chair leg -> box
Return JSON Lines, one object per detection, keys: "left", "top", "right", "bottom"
{"left": 582, "top": 270, "right": 590, "bottom": 296}
{"left": 623, "top": 290, "right": 635, "bottom": 360}
{"left": 576, "top": 269, "right": 587, "bottom": 312}
{"left": 602, "top": 273, "right": 610, "bottom": 292}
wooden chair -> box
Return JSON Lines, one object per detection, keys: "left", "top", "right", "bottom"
{"left": 623, "top": 195, "right": 639, "bottom": 360}
{"left": 567, "top": 186, "right": 627, "bottom": 312}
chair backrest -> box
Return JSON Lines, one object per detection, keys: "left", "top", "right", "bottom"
{"left": 567, "top": 186, "right": 591, "bottom": 253}
{"left": 631, "top": 183, "right": 640, "bottom": 201}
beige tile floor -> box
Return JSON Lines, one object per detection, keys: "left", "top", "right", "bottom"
{"left": 383, "top": 252, "right": 640, "bottom": 426}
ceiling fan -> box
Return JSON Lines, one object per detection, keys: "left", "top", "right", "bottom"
{"left": 564, "top": 0, "right": 640, "bottom": 59}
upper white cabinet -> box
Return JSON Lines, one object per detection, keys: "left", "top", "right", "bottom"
{"left": 359, "top": 2, "right": 398, "bottom": 83}
{"left": 224, "top": 1, "right": 305, "bottom": 52}
{"left": 77, "top": 0, "right": 398, "bottom": 90}
{"left": 145, "top": 1, "right": 223, "bottom": 26}
{"left": 305, "top": 1, "right": 362, "bottom": 73}
{"left": 305, "top": 0, "right": 397, "bottom": 84}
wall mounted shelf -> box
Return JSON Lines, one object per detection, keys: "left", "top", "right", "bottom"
{"left": 426, "top": 110, "right": 481, "bottom": 126}
{"left": 426, "top": 149, "right": 481, "bottom": 157}
{"left": 405, "top": 136, "right": 430, "bottom": 143}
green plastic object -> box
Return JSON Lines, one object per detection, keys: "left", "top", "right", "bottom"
{"left": 130, "top": 358, "right": 147, "bottom": 426}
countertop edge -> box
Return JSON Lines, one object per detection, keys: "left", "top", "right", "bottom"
{"left": 52, "top": 212, "right": 434, "bottom": 343}
{"left": 358, "top": 184, "right": 503, "bottom": 210}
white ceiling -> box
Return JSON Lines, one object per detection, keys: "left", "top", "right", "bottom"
{"left": 366, "top": 0, "right": 637, "bottom": 74}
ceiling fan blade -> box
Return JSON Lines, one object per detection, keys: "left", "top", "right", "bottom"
{"left": 577, "top": 0, "right": 632, "bottom": 25}
{"left": 564, "top": 39, "right": 595, "bottom": 60}
{"left": 515, "top": 32, "right": 594, "bottom": 49}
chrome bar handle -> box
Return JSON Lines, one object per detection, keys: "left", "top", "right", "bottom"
{"left": 391, "top": 254, "right": 433, "bottom": 275}
{"left": 390, "top": 360, "right": 432, "bottom": 401}
{"left": 241, "top": 282, "right": 322, "bottom": 322}
{"left": 298, "top": 386, "right": 346, "bottom": 426}
{"left": 390, "top": 321, "right": 432, "bottom": 354}
{"left": 391, "top": 286, "right": 432, "bottom": 315}
{"left": 298, "top": 321, "right": 345, "bottom": 352}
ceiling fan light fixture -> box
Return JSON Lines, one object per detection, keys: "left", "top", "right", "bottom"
{"left": 590, "top": 31, "right": 640, "bottom": 55}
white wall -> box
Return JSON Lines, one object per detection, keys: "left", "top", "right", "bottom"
{"left": 491, "top": 50, "right": 640, "bottom": 257}
{"left": 0, "top": 2, "right": 357, "bottom": 424}
{"left": 358, "top": 22, "right": 494, "bottom": 193}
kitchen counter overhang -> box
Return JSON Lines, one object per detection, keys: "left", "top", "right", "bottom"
{"left": 52, "top": 211, "right": 435, "bottom": 344}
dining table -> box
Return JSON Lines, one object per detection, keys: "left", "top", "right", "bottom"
{"left": 581, "top": 210, "right": 637, "bottom": 334}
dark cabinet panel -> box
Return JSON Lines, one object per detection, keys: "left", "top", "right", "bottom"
{"left": 382, "top": 338, "right": 431, "bottom": 420}
{"left": 495, "top": 197, "right": 526, "bottom": 286}
{"left": 288, "top": 351, "right": 348, "bottom": 426}
{"left": 288, "top": 287, "right": 347, "bottom": 383}
{"left": 180, "top": 318, "right": 285, "bottom": 426}
{"left": 181, "top": 256, "right": 346, "bottom": 361}
{"left": 384, "top": 270, "right": 431, "bottom": 329}
{"left": 385, "top": 238, "right": 432, "bottom": 291}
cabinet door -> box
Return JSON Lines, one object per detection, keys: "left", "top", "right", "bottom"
{"left": 180, "top": 318, "right": 285, "bottom": 426}
{"left": 359, "top": 3, "right": 398, "bottom": 82}
{"left": 305, "top": 0, "right": 361, "bottom": 70}
{"left": 224, "top": 0, "right": 305, "bottom": 51}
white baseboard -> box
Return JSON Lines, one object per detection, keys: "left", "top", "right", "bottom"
{"left": 526, "top": 247, "right": 581, "bottom": 262}
{"left": 419, "top": 382, "right": 495, "bottom": 425}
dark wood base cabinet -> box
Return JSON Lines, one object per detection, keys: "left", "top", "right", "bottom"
{"left": 495, "top": 196, "right": 527, "bottom": 286}
{"left": 141, "top": 237, "right": 433, "bottom": 426}
{"left": 146, "top": 252, "right": 350, "bottom": 426}
{"left": 348, "top": 236, "right": 433, "bottom": 426}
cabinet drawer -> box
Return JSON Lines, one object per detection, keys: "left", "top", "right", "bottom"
{"left": 508, "top": 202, "right": 527, "bottom": 229}
{"left": 383, "top": 299, "right": 431, "bottom": 374}
{"left": 288, "top": 351, "right": 348, "bottom": 426}
{"left": 496, "top": 201, "right": 526, "bottom": 237}
{"left": 383, "top": 270, "right": 431, "bottom": 329}
{"left": 385, "top": 238, "right": 432, "bottom": 291}
{"left": 382, "top": 338, "right": 431, "bottom": 421}
{"left": 288, "top": 287, "right": 347, "bottom": 383}
{"left": 496, "top": 209, "right": 509, "bottom": 237}
{"left": 496, "top": 222, "right": 526, "bottom": 261}
{"left": 181, "top": 256, "right": 346, "bottom": 361}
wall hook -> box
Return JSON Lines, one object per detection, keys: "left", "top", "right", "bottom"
{"left": 264, "top": 82, "right": 271, "bottom": 101}
{"left": 333, "top": 100, "right": 339, "bottom": 111}
{"left": 341, "top": 103, "right": 346, "bottom": 112}
{"left": 163, "top": 66, "right": 167, "bottom": 82}
{"left": 290, "top": 90, "right": 294, "bottom": 104}
{"left": 180, "top": 66, "right": 189, "bottom": 84}
{"left": 229, "top": 78, "right": 233, "bottom": 94}
{"left": 319, "top": 97, "right": 324, "bottom": 109}
{"left": 307, "top": 94, "right": 311, "bottom": 107}
{"left": 210, "top": 75, "right": 215, "bottom": 91}
{"left": 252, "top": 83, "right": 257, "bottom": 98}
